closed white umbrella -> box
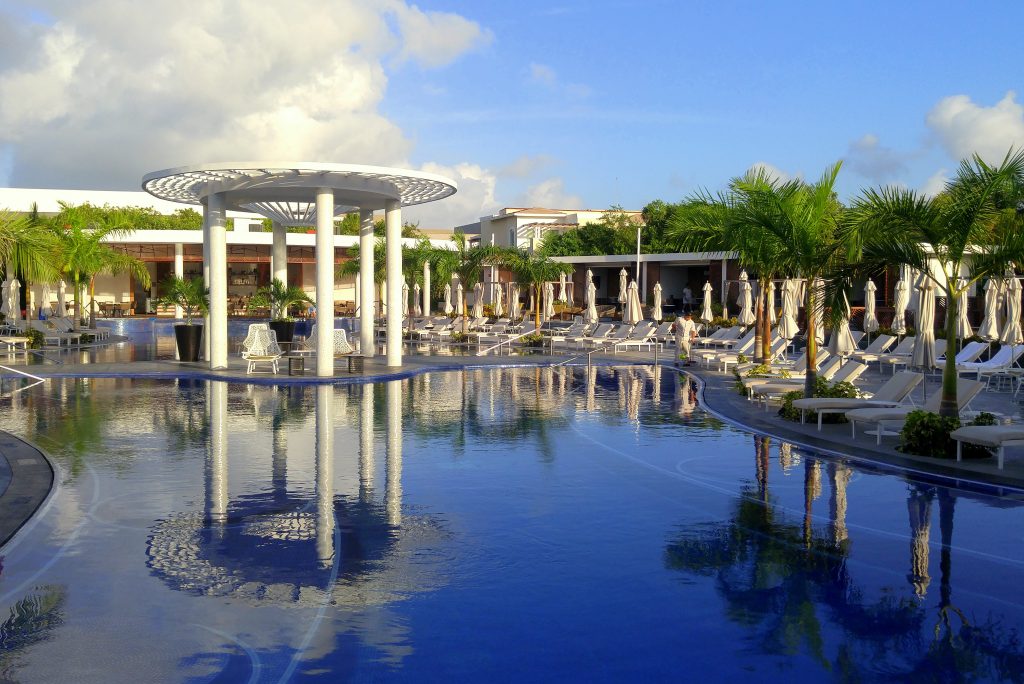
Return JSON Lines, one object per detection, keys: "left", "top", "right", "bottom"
{"left": 40, "top": 283, "right": 52, "bottom": 318}
{"left": 978, "top": 278, "right": 1000, "bottom": 340}
{"left": 779, "top": 278, "right": 800, "bottom": 340}
{"left": 767, "top": 281, "right": 777, "bottom": 326}
{"left": 58, "top": 279, "right": 67, "bottom": 316}
{"left": 0, "top": 279, "right": 9, "bottom": 318}
{"left": 955, "top": 277, "right": 972, "bottom": 340}
{"left": 651, "top": 282, "right": 663, "bottom": 322}
{"left": 892, "top": 275, "right": 909, "bottom": 336}
{"left": 455, "top": 282, "right": 464, "bottom": 317}
{"left": 618, "top": 268, "right": 628, "bottom": 309}
{"left": 827, "top": 293, "right": 857, "bottom": 357}
{"left": 700, "top": 281, "right": 714, "bottom": 323}
{"left": 8, "top": 277, "right": 20, "bottom": 323}
{"left": 737, "top": 271, "right": 754, "bottom": 326}
{"left": 472, "top": 282, "right": 484, "bottom": 319}
{"left": 412, "top": 282, "right": 422, "bottom": 317}
{"left": 911, "top": 275, "right": 936, "bottom": 371}
{"left": 863, "top": 279, "right": 879, "bottom": 334}
{"left": 584, "top": 269, "right": 593, "bottom": 306}
{"left": 543, "top": 282, "right": 555, "bottom": 321}
{"left": 443, "top": 283, "right": 453, "bottom": 315}
{"left": 999, "top": 276, "right": 1022, "bottom": 346}
{"left": 584, "top": 281, "right": 598, "bottom": 324}
{"left": 557, "top": 272, "right": 567, "bottom": 303}
{"left": 402, "top": 280, "right": 410, "bottom": 317}
{"left": 567, "top": 273, "right": 575, "bottom": 308}
{"left": 493, "top": 282, "right": 505, "bottom": 318}
{"left": 624, "top": 280, "right": 642, "bottom": 325}
{"left": 511, "top": 285, "right": 522, "bottom": 321}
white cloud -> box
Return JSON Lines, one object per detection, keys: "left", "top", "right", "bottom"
{"left": 845, "top": 133, "right": 908, "bottom": 182}
{"left": 517, "top": 177, "right": 583, "bottom": 208}
{"left": 404, "top": 162, "right": 501, "bottom": 228}
{"left": 496, "top": 154, "right": 555, "bottom": 178}
{"left": 525, "top": 61, "right": 590, "bottom": 99}
{"left": 528, "top": 62, "right": 558, "bottom": 88}
{"left": 747, "top": 161, "right": 800, "bottom": 183}
{"left": 926, "top": 91, "right": 1024, "bottom": 164}
{"left": 0, "top": 0, "right": 489, "bottom": 196}
{"left": 920, "top": 168, "right": 949, "bottom": 197}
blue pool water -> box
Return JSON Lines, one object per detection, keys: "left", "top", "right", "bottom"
{"left": 1, "top": 368, "right": 1023, "bottom": 682}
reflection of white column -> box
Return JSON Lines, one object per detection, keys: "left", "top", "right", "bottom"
{"left": 423, "top": 260, "right": 431, "bottom": 318}
{"left": 315, "top": 385, "right": 335, "bottom": 568}
{"left": 359, "top": 383, "right": 375, "bottom": 503}
{"left": 385, "top": 199, "right": 403, "bottom": 367}
{"left": 206, "top": 193, "right": 228, "bottom": 369}
{"left": 386, "top": 380, "right": 402, "bottom": 525}
{"left": 359, "top": 209, "right": 375, "bottom": 357}
{"left": 272, "top": 422, "right": 287, "bottom": 502}
{"left": 173, "top": 243, "right": 184, "bottom": 318}
{"left": 315, "top": 188, "right": 335, "bottom": 377}
{"left": 271, "top": 221, "right": 288, "bottom": 285}
{"left": 206, "top": 381, "right": 228, "bottom": 530}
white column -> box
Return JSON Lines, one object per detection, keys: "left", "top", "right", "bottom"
{"left": 386, "top": 379, "right": 402, "bottom": 525}
{"left": 385, "top": 199, "right": 402, "bottom": 367}
{"left": 271, "top": 220, "right": 288, "bottom": 285}
{"left": 173, "top": 243, "right": 184, "bottom": 318}
{"left": 359, "top": 209, "right": 375, "bottom": 357}
{"left": 206, "top": 192, "right": 228, "bottom": 369}
{"left": 315, "top": 384, "right": 335, "bottom": 568}
{"left": 202, "top": 212, "right": 211, "bottom": 361}
{"left": 315, "top": 188, "right": 335, "bottom": 377}
{"left": 423, "top": 260, "right": 431, "bottom": 318}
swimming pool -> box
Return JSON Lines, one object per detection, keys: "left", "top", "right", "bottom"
{"left": 1, "top": 367, "right": 1023, "bottom": 682}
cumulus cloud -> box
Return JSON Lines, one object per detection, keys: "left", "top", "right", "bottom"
{"left": 404, "top": 162, "right": 501, "bottom": 228}
{"left": 517, "top": 177, "right": 583, "bottom": 208}
{"left": 0, "top": 0, "right": 489, "bottom": 194}
{"left": 496, "top": 154, "right": 556, "bottom": 178}
{"left": 926, "top": 91, "right": 1024, "bottom": 164}
{"left": 920, "top": 168, "right": 950, "bottom": 197}
{"left": 845, "top": 134, "right": 908, "bottom": 182}
{"left": 747, "top": 161, "right": 800, "bottom": 183}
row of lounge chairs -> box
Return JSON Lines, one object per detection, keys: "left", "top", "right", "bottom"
{"left": 0, "top": 317, "right": 111, "bottom": 348}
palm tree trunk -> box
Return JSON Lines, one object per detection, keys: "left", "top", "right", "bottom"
{"left": 89, "top": 276, "right": 97, "bottom": 329}
{"left": 939, "top": 288, "right": 959, "bottom": 418}
{"left": 804, "top": 284, "right": 817, "bottom": 398}
{"left": 753, "top": 284, "right": 764, "bottom": 363}
{"left": 72, "top": 275, "right": 82, "bottom": 332}
{"left": 534, "top": 284, "right": 541, "bottom": 331}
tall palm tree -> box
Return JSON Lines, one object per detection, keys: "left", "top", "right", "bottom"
{"left": 51, "top": 202, "right": 150, "bottom": 330}
{"left": 432, "top": 232, "right": 502, "bottom": 332}
{"left": 0, "top": 207, "right": 60, "bottom": 301}
{"left": 845, "top": 149, "right": 1024, "bottom": 417}
{"left": 500, "top": 248, "right": 573, "bottom": 330}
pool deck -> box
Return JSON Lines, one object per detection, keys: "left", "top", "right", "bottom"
{"left": 3, "top": 342, "right": 1024, "bottom": 548}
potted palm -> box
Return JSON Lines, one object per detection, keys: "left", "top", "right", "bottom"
{"left": 248, "top": 278, "right": 313, "bottom": 343}
{"left": 157, "top": 276, "right": 209, "bottom": 362}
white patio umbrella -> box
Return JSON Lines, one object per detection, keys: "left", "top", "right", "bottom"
{"left": 472, "top": 282, "right": 484, "bottom": 319}
{"left": 651, "top": 282, "right": 663, "bottom": 322}
{"left": 863, "top": 279, "right": 879, "bottom": 337}
{"left": 443, "top": 283, "right": 453, "bottom": 315}
{"left": 584, "top": 281, "right": 598, "bottom": 324}
{"left": 700, "top": 281, "right": 714, "bottom": 323}
{"left": 492, "top": 282, "right": 504, "bottom": 318}
{"left": 0, "top": 278, "right": 9, "bottom": 318}
{"left": 8, "top": 277, "right": 20, "bottom": 323}
{"left": 618, "top": 268, "right": 628, "bottom": 310}
{"left": 955, "top": 277, "right": 972, "bottom": 341}
{"left": 892, "top": 274, "right": 910, "bottom": 336}
{"left": 737, "top": 271, "right": 755, "bottom": 326}
{"left": 40, "top": 283, "right": 52, "bottom": 318}
{"left": 567, "top": 274, "right": 575, "bottom": 308}
{"left": 58, "top": 279, "right": 67, "bottom": 316}
{"left": 511, "top": 285, "right": 522, "bottom": 321}
{"left": 827, "top": 293, "right": 856, "bottom": 357}
{"left": 767, "top": 281, "right": 777, "bottom": 326}
{"left": 455, "top": 282, "right": 464, "bottom": 317}
{"left": 402, "top": 280, "right": 410, "bottom": 317}
{"left": 543, "top": 282, "right": 555, "bottom": 321}
{"left": 624, "top": 280, "right": 642, "bottom": 325}
{"left": 977, "top": 278, "right": 1000, "bottom": 340}
{"left": 584, "top": 269, "right": 593, "bottom": 305}
{"left": 557, "top": 272, "right": 567, "bottom": 303}
{"left": 999, "top": 276, "right": 1022, "bottom": 347}
{"left": 911, "top": 275, "right": 937, "bottom": 372}
{"left": 779, "top": 278, "right": 800, "bottom": 340}
{"left": 412, "top": 282, "right": 422, "bottom": 317}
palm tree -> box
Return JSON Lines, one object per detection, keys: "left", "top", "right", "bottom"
{"left": 248, "top": 278, "right": 312, "bottom": 321}
{"left": 0, "top": 207, "right": 60, "bottom": 314}
{"left": 432, "top": 232, "right": 502, "bottom": 332}
{"left": 500, "top": 248, "right": 573, "bottom": 330}
{"left": 845, "top": 149, "right": 1024, "bottom": 417}
{"left": 51, "top": 203, "right": 150, "bottom": 330}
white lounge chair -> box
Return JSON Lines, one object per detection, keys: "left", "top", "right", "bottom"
{"left": 955, "top": 345, "right": 1024, "bottom": 383}
{"left": 297, "top": 324, "right": 355, "bottom": 356}
{"left": 846, "top": 379, "right": 984, "bottom": 444}
{"left": 613, "top": 322, "right": 659, "bottom": 353}
{"left": 792, "top": 371, "right": 923, "bottom": 430}
{"left": 951, "top": 425, "right": 1024, "bottom": 469}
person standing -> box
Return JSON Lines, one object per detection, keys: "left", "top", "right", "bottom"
{"left": 674, "top": 312, "right": 697, "bottom": 364}
{"left": 681, "top": 284, "right": 694, "bottom": 313}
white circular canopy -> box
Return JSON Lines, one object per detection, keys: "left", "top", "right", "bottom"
{"left": 142, "top": 162, "right": 458, "bottom": 225}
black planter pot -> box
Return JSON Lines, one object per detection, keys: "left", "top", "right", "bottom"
{"left": 269, "top": 319, "right": 296, "bottom": 343}
{"left": 174, "top": 324, "right": 204, "bottom": 362}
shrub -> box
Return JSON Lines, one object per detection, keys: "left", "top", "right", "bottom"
{"left": 521, "top": 333, "right": 545, "bottom": 347}
{"left": 745, "top": 364, "right": 773, "bottom": 377}
{"left": 23, "top": 328, "right": 44, "bottom": 349}
{"left": 737, "top": 353, "right": 748, "bottom": 364}
{"left": 777, "top": 377, "right": 859, "bottom": 423}
{"left": 900, "top": 411, "right": 998, "bottom": 459}
{"left": 450, "top": 331, "right": 468, "bottom": 343}
{"left": 710, "top": 316, "right": 738, "bottom": 328}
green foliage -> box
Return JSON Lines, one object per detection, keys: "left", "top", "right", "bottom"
{"left": 270, "top": 213, "right": 423, "bottom": 237}
{"left": 745, "top": 364, "right": 773, "bottom": 377}
{"left": 778, "top": 390, "right": 806, "bottom": 421}
{"left": 248, "top": 278, "right": 313, "bottom": 321}
{"left": 778, "top": 377, "right": 859, "bottom": 422}
{"left": 710, "top": 316, "right": 738, "bottom": 328}
{"left": 156, "top": 276, "right": 209, "bottom": 325}
{"left": 538, "top": 206, "right": 652, "bottom": 256}
{"left": 737, "top": 353, "right": 748, "bottom": 364}
{"left": 521, "top": 332, "right": 545, "bottom": 347}
{"left": 900, "top": 411, "right": 999, "bottom": 459}
{"left": 875, "top": 325, "right": 916, "bottom": 337}
{"left": 450, "top": 331, "right": 469, "bottom": 343}
{"left": 23, "top": 328, "right": 44, "bottom": 349}
{"left": 498, "top": 247, "right": 573, "bottom": 329}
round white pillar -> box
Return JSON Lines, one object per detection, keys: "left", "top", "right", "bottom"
{"left": 206, "top": 192, "right": 228, "bottom": 369}
{"left": 271, "top": 220, "right": 288, "bottom": 285}
{"left": 384, "top": 199, "right": 403, "bottom": 367}
{"left": 386, "top": 379, "right": 402, "bottom": 525}
{"left": 423, "top": 260, "right": 431, "bottom": 318}
{"left": 359, "top": 209, "right": 375, "bottom": 357}
{"left": 173, "top": 242, "right": 184, "bottom": 318}
{"left": 202, "top": 215, "right": 211, "bottom": 361}
{"left": 315, "top": 188, "right": 336, "bottom": 377}
{"left": 315, "top": 384, "right": 335, "bottom": 568}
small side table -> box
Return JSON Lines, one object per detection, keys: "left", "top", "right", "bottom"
{"left": 347, "top": 355, "right": 364, "bottom": 373}
{"left": 288, "top": 355, "right": 305, "bottom": 376}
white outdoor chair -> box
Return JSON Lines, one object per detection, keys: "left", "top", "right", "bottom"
{"left": 241, "top": 324, "right": 283, "bottom": 374}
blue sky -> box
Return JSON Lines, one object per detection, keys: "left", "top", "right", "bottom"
{"left": 1, "top": 0, "right": 1022, "bottom": 225}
